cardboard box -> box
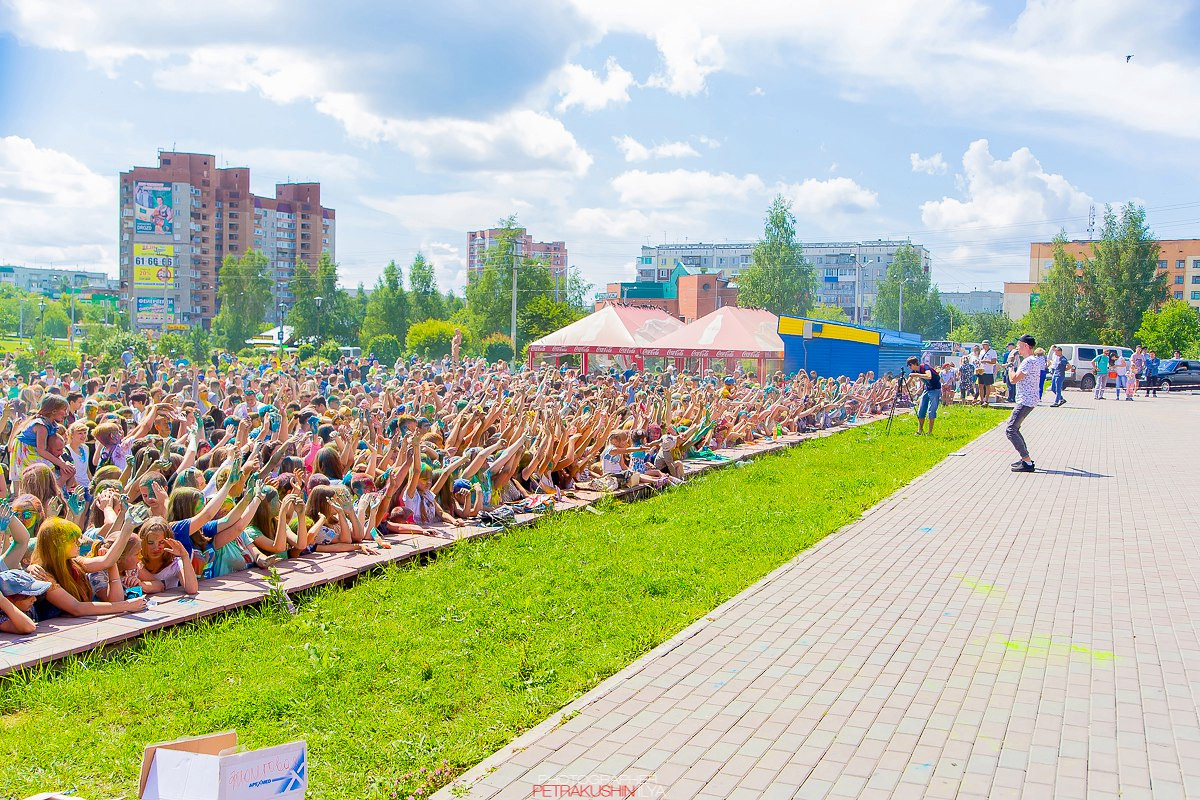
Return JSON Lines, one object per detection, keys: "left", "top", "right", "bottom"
{"left": 138, "top": 731, "right": 307, "bottom": 800}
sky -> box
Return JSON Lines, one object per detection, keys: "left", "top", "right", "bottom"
{"left": 2, "top": 0, "right": 1200, "bottom": 297}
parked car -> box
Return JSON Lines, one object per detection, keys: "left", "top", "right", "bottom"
{"left": 1052, "top": 343, "right": 1133, "bottom": 391}
{"left": 1145, "top": 359, "right": 1200, "bottom": 392}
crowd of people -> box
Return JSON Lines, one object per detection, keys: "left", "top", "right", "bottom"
{"left": 0, "top": 349, "right": 909, "bottom": 636}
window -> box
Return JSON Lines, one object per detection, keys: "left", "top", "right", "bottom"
{"left": 1176, "top": 275, "right": 1185, "bottom": 284}
{"left": 1175, "top": 292, "right": 1184, "bottom": 299}
{"left": 1178, "top": 260, "right": 1186, "bottom": 269}
{"left": 1192, "top": 275, "right": 1200, "bottom": 284}
{"left": 1192, "top": 292, "right": 1200, "bottom": 300}
{"left": 1194, "top": 259, "right": 1200, "bottom": 269}
{"left": 1078, "top": 347, "right": 1096, "bottom": 361}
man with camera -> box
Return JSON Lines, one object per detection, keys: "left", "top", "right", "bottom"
{"left": 906, "top": 356, "right": 941, "bottom": 436}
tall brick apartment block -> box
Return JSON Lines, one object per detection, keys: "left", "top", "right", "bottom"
{"left": 119, "top": 151, "right": 335, "bottom": 331}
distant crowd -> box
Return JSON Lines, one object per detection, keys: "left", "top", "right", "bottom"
{"left": 1, "top": 348, "right": 909, "bottom": 636}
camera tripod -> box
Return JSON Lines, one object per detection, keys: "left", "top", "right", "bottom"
{"left": 885, "top": 373, "right": 922, "bottom": 434}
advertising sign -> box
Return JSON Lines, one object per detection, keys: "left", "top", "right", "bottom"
{"left": 133, "top": 244, "right": 176, "bottom": 288}
{"left": 137, "top": 296, "right": 175, "bottom": 325}
{"left": 139, "top": 731, "right": 307, "bottom": 800}
{"left": 134, "top": 181, "right": 175, "bottom": 235}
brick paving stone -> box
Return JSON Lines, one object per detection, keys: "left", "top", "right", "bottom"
{"left": 436, "top": 395, "right": 1200, "bottom": 800}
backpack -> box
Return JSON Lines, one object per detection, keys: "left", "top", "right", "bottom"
{"left": 480, "top": 506, "right": 516, "bottom": 526}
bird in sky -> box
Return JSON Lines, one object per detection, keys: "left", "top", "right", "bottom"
{"left": 1126, "top": 55, "right": 1133, "bottom": 62}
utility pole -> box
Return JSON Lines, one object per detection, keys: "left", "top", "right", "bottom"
{"left": 510, "top": 250, "right": 518, "bottom": 356}
{"left": 898, "top": 279, "right": 904, "bottom": 332}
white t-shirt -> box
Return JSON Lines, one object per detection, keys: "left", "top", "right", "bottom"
{"left": 979, "top": 349, "right": 998, "bottom": 375}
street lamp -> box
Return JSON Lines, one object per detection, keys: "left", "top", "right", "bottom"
{"left": 278, "top": 302, "right": 288, "bottom": 348}
{"left": 38, "top": 299, "right": 46, "bottom": 339}
{"left": 314, "top": 296, "right": 323, "bottom": 343}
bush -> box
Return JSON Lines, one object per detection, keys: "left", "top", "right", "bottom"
{"left": 318, "top": 341, "right": 342, "bottom": 363}
{"left": 405, "top": 319, "right": 457, "bottom": 360}
{"left": 367, "top": 334, "right": 402, "bottom": 365}
{"left": 236, "top": 347, "right": 259, "bottom": 361}
{"left": 296, "top": 343, "right": 316, "bottom": 362}
{"left": 13, "top": 351, "right": 37, "bottom": 377}
{"left": 480, "top": 333, "right": 514, "bottom": 362}
{"left": 52, "top": 352, "right": 77, "bottom": 374}
{"left": 156, "top": 332, "right": 189, "bottom": 359}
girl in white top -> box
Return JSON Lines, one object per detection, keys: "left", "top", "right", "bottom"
{"left": 66, "top": 421, "right": 90, "bottom": 489}
{"left": 1113, "top": 353, "right": 1129, "bottom": 400}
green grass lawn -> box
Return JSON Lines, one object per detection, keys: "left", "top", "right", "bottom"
{"left": 0, "top": 406, "right": 1005, "bottom": 800}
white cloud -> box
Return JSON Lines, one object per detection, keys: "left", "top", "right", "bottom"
{"left": 555, "top": 57, "right": 635, "bottom": 112}
{"left": 910, "top": 152, "right": 948, "bottom": 175}
{"left": 0, "top": 136, "right": 114, "bottom": 273}
{"left": 613, "top": 135, "right": 700, "bottom": 162}
{"left": 919, "top": 139, "right": 1093, "bottom": 287}
{"left": 566, "top": 0, "right": 1200, "bottom": 139}
{"left": 5, "top": 4, "right": 594, "bottom": 176}
{"left": 697, "top": 135, "right": 721, "bottom": 149}
{"left": 920, "top": 139, "right": 1092, "bottom": 230}
{"left": 612, "top": 169, "right": 766, "bottom": 207}
{"left": 644, "top": 25, "right": 726, "bottom": 95}
{"left": 750, "top": 86, "right": 765, "bottom": 96}
{"left": 781, "top": 177, "right": 879, "bottom": 215}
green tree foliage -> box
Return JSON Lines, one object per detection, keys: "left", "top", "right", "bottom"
{"left": 479, "top": 333, "right": 515, "bottom": 362}
{"left": 408, "top": 252, "right": 444, "bottom": 323}
{"left": 1136, "top": 299, "right": 1200, "bottom": 357}
{"left": 872, "top": 244, "right": 948, "bottom": 337}
{"left": 318, "top": 341, "right": 342, "bottom": 363}
{"left": 156, "top": 332, "right": 189, "bottom": 359}
{"left": 213, "top": 250, "right": 272, "bottom": 351}
{"left": 359, "top": 260, "right": 409, "bottom": 348}
{"left": 366, "top": 334, "right": 402, "bottom": 364}
{"left": 96, "top": 331, "right": 150, "bottom": 372}
{"left": 463, "top": 216, "right": 558, "bottom": 349}
{"left": 1017, "top": 233, "right": 1098, "bottom": 346}
{"left": 406, "top": 319, "right": 458, "bottom": 360}
{"left": 947, "top": 310, "right": 1017, "bottom": 345}
{"left": 286, "top": 253, "right": 360, "bottom": 344}
{"left": 188, "top": 326, "right": 211, "bottom": 364}
{"left": 1080, "top": 203, "right": 1167, "bottom": 343}
{"left": 517, "top": 295, "right": 584, "bottom": 347}
{"left": 737, "top": 195, "right": 816, "bottom": 316}
{"left": 808, "top": 303, "right": 850, "bottom": 323}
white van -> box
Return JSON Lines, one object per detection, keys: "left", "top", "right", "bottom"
{"left": 1053, "top": 343, "right": 1133, "bottom": 391}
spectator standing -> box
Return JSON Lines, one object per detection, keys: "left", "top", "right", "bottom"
{"left": 1007, "top": 334, "right": 1042, "bottom": 473}
{"left": 1034, "top": 347, "right": 1047, "bottom": 399}
{"left": 978, "top": 340, "right": 998, "bottom": 407}
{"left": 1049, "top": 346, "right": 1068, "bottom": 407}
{"left": 1130, "top": 345, "right": 1145, "bottom": 399}
{"left": 1004, "top": 342, "right": 1020, "bottom": 403}
{"left": 1113, "top": 351, "right": 1129, "bottom": 400}
{"left": 1144, "top": 350, "right": 1160, "bottom": 397}
{"left": 1091, "top": 349, "right": 1110, "bottom": 399}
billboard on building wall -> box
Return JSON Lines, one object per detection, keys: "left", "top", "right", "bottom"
{"left": 134, "top": 181, "right": 174, "bottom": 234}
{"left": 133, "top": 244, "right": 176, "bottom": 288}
{"left": 136, "top": 296, "right": 175, "bottom": 324}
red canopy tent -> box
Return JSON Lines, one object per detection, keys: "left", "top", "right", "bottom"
{"left": 526, "top": 305, "right": 684, "bottom": 372}
{"left": 638, "top": 306, "right": 784, "bottom": 377}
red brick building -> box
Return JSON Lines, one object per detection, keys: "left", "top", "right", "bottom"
{"left": 594, "top": 264, "right": 738, "bottom": 323}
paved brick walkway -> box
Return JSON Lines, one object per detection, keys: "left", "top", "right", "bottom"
{"left": 438, "top": 393, "right": 1200, "bottom": 800}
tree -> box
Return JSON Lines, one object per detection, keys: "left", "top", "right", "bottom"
{"left": 408, "top": 252, "right": 444, "bottom": 322}
{"left": 156, "top": 332, "right": 189, "bottom": 359}
{"left": 517, "top": 295, "right": 584, "bottom": 345}
{"left": 406, "top": 319, "right": 458, "bottom": 359}
{"left": 188, "top": 326, "right": 211, "bottom": 363}
{"left": 1136, "top": 299, "right": 1200, "bottom": 357}
{"left": 1021, "top": 233, "right": 1100, "bottom": 347}
{"left": 872, "top": 244, "right": 947, "bottom": 337}
{"left": 213, "top": 250, "right": 272, "bottom": 351}
{"left": 366, "top": 334, "right": 402, "bottom": 364}
{"left": 1080, "top": 203, "right": 1167, "bottom": 343}
{"left": 479, "top": 333, "right": 514, "bottom": 362}
{"left": 737, "top": 195, "right": 815, "bottom": 316}
{"left": 286, "top": 252, "right": 357, "bottom": 344}
{"left": 948, "top": 310, "right": 1017, "bottom": 345}
{"left": 808, "top": 303, "right": 850, "bottom": 323}
{"left": 360, "top": 260, "right": 410, "bottom": 348}
{"left": 463, "top": 216, "right": 557, "bottom": 348}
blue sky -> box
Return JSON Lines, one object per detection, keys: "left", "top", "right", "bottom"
{"left": 2, "top": 0, "right": 1200, "bottom": 296}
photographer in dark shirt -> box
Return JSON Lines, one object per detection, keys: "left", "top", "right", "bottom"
{"left": 907, "top": 356, "right": 941, "bottom": 436}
